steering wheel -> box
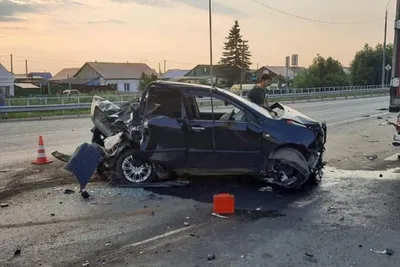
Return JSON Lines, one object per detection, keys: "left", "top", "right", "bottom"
{"left": 227, "top": 109, "right": 235, "bottom": 120}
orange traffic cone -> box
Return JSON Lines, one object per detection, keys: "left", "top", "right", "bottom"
{"left": 32, "top": 136, "right": 53, "bottom": 165}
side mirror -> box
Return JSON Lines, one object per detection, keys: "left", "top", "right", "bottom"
{"left": 247, "top": 121, "right": 263, "bottom": 134}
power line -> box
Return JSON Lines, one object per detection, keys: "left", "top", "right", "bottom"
{"left": 251, "top": 0, "right": 385, "bottom": 25}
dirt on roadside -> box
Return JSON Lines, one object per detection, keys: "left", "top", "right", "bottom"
{"left": 0, "top": 161, "right": 76, "bottom": 202}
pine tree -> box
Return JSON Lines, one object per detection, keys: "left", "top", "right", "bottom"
{"left": 219, "top": 20, "right": 252, "bottom": 70}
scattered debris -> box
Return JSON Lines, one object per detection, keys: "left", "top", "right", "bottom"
{"left": 185, "top": 216, "right": 190, "bottom": 220}
{"left": 211, "top": 212, "right": 229, "bottom": 219}
{"left": 82, "top": 261, "right": 90, "bottom": 266}
{"left": 362, "top": 115, "right": 370, "bottom": 118}
{"left": 207, "top": 254, "right": 216, "bottom": 261}
{"left": 184, "top": 222, "right": 190, "bottom": 226}
{"left": 0, "top": 170, "right": 11, "bottom": 173}
{"left": 367, "top": 155, "right": 378, "bottom": 161}
{"left": 359, "top": 244, "right": 363, "bottom": 248}
{"left": 370, "top": 248, "right": 394, "bottom": 255}
{"left": 377, "top": 116, "right": 383, "bottom": 119}
{"left": 14, "top": 248, "right": 21, "bottom": 256}
{"left": 377, "top": 108, "right": 389, "bottom": 111}
{"left": 379, "top": 174, "right": 383, "bottom": 178}
{"left": 51, "top": 213, "right": 55, "bottom": 216}
{"left": 339, "top": 216, "right": 345, "bottom": 221}
{"left": 0, "top": 203, "right": 9, "bottom": 208}
{"left": 304, "top": 253, "right": 314, "bottom": 257}
{"left": 81, "top": 191, "right": 90, "bottom": 199}
{"left": 259, "top": 186, "right": 273, "bottom": 192}
{"left": 64, "top": 189, "right": 75, "bottom": 195}
{"left": 105, "top": 242, "right": 111, "bottom": 247}
{"left": 369, "top": 140, "right": 379, "bottom": 143}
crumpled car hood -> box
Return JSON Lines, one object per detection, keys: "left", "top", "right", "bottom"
{"left": 279, "top": 104, "right": 318, "bottom": 125}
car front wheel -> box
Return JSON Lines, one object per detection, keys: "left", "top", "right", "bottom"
{"left": 115, "top": 150, "right": 156, "bottom": 184}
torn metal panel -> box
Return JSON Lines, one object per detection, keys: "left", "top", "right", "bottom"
{"left": 64, "top": 143, "right": 105, "bottom": 191}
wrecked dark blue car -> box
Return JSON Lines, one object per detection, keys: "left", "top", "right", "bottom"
{"left": 79, "top": 81, "right": 327, "bottom": 189}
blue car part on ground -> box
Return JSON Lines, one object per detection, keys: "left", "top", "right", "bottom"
{"left": 64, "top": 142, "right": 104, "bottom": 191}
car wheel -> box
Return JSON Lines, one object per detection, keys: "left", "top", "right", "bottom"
{"left": 115, "top": 150, "right": 156, "bottom": 184}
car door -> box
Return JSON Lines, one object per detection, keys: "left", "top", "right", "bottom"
{"left": 184, "top": 90, "right": 217, "bottom": 170}
{"left": 211, "top": 92, "right": 262, "bottom": 173}
{"left": 139, "top": 86, "right": 188, "bottom": 168}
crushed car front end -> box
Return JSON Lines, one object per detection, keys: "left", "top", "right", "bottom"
{"left": 259, "top": 103, "right": 327, "bottom": 187}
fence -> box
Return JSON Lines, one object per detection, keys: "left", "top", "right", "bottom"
{"left": 0, "top": 85, "right": 390, "bottom": 114}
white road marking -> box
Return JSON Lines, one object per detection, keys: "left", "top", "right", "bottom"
{"left": 122, "top": 225, "right": 196, "bottom": 249}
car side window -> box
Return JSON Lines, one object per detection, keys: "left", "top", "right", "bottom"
{"left": 212, "top": 96, "right": 248, "bottom": 123}
{"left": 144, "top": 88, "right": 184, "bottom": 118}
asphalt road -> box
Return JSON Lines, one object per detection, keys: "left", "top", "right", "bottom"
{"left": 1, "top": 95, "right": 400, "bottom": 266}
{"left": 0, "top": 96, "right": 390, "bottom": 168}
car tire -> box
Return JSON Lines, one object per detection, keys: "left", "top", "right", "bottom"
{"left": 268, "top": 147, "right": 310, "bottom": 188}
{"left": 115, "top": 149, "right": 157, "bottom": 184}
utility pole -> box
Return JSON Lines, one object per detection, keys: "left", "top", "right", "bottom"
{"left": 10, "top": 54, "right": 13, "bottom": 74}
{"left": 285, "top": 56, "right": 290, "bottom": 89}
{"left": 159, "top": 62, "right": 162, "bottom": 75}
{"left": 25, "top": 60, "right": 28, "bottom": 80}
{"left": 163, "top": 59, "right": 166, "bottom": 74}
{"left": 389, "top": 0, "right": 400, "bottom": 110}
{"left": 382, "top": 0, "right": 392, "bottom": 88}
{"left": 239, "top": 42, "right": 245, "bottom": 91}
{"left": 208, "top": 0, "right": 213, "bottom": 87}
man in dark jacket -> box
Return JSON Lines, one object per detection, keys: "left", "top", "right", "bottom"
{"left": 247, "top": 73, "right": 272, "bottom": 106}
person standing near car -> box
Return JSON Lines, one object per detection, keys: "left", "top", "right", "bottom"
{"left": 247, "top": 73, "right": 272, "bottom": 107}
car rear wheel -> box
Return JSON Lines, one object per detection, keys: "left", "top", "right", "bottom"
{"left": 115, "top": 150, "right": 156, "bottom": 184}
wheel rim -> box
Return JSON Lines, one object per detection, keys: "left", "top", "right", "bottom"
{"left": 121, "top": 155, "right": 152, "bottom": 183}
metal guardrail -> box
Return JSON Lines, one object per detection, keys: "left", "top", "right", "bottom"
{"left": 0, "top": 88, "right": 389, "bottom": 114}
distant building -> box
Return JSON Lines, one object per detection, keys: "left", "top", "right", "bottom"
{"left": 28, "top": 72, "right": 52, "bottom": 81}
{"left": 162, "top": 69, "right": 190, "bottom": 80}
{"left": 255, "top": 66, "right": 306, "bottom": 81}
{"left": 183, "top": 64, "right": 241, "bottom": 87}
{"left": 49, "top": 68, "right": 80, "bottom": 83}
{"left": 0, "top": 63, "right": 15, "bottom": 96}
{"left": 73, "top": 62, "right": 157, "bottom": 92}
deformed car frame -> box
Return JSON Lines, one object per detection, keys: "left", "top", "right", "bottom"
{"left": 89, "top": 81, "right": 327, "bottom": 188}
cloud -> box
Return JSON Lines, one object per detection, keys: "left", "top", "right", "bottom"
{"left": 110, "top": 0, "right": 244, "bottom": 16}
{"left": 0, "top": 0, "right": 88, "bottom": 22}
{"left": 85, "top": 19, "right": 125, "bottom": 24}
{"left": 0, "top": 0, "right": 37, "bottom": 22}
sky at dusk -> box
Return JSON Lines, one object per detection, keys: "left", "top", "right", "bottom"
{"left": 0, "top": 0, "right": 397, "bottom": 74}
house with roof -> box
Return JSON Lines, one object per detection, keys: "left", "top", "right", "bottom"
{"left": 73, "top": 62, "right": 157, "bottom": 92}
{"left": 28, "top": 72, "right": 52, "bottom": 81}
{"left": 49, "top": 68, "right": 80, "bottom": 83}
{"left": 0, "top": 63, "right": 15, "bottom": 97}
{"left": 255, "top": 66, "right": 306, "bottom": 81}
{"left": 162, "top": 69, "right": 190, "bottom": 80}
{"left": 182, "top": 64, "right": 241, "bottom": 88}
